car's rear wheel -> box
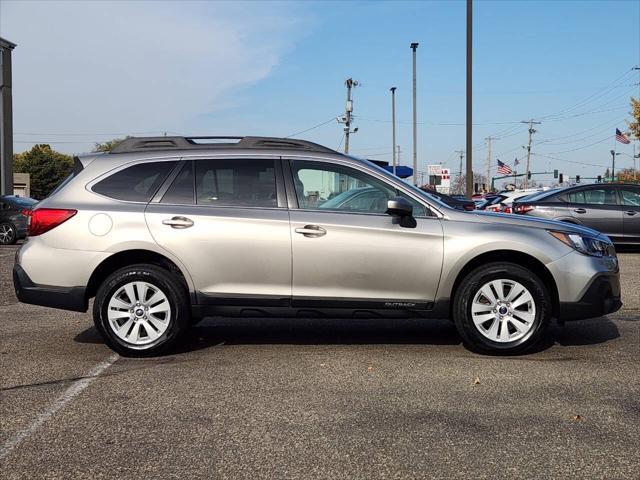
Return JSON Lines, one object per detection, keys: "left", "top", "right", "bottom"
{"left": 453, "top": 262, "right": 551, "bottom": 354}
{"left": 93, "top": 264, "right": 190, "bottom": 356}
{"left": 0, "top": 222, "right": 17, "bottom": 245}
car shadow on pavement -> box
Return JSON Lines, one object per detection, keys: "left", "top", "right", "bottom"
{"left": 74, "top": 315, "right": 621, "bottom": 355}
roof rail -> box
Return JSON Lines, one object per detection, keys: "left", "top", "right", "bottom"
{"left": 109, "top": 136, "right": 338, "bottom": 155}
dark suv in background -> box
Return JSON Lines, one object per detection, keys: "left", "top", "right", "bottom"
{"left": 512, "top": 183, "right": 640, "bottom": 245}
{"left": 0, "top": 196, "right": 38, "bottom": 245}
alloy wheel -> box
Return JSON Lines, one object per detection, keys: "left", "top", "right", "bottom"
{"left": 0, "top": 224, "right": 15, "bottom": 245}
{"left": 107, "top": 281, "right": 172, "bottom": 346}
{"left": 471, "top": 279, "right": 536, "bottom": 343}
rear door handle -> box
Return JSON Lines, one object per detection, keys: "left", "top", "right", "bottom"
{"left": 624, "top": 210, "right": 638, "bottom": 216}
{"left": 162, "top": 216, "right": 194, "bottom": 229}
{"left": 295, "top": 225, "right": 327, "bottom": 237}
{"left": 573, "top": 208, "right": 586, "bottom": 214}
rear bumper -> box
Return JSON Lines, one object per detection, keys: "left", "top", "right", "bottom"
{"left": 558, "top": 273, "right": 622, "bottom": 321}
{"left": 13, "top": 264, "right": 87, "bottom": 312}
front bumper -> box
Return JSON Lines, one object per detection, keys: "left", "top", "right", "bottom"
{"left": 558, "top": 273, "right": 622, "bottom": 321}
{"left": 13, "top": 264, "right": 87, "bottom": 312}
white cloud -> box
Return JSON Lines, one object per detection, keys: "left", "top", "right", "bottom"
{"left": 1, "top": 0, "right": 303, "bottom": 152}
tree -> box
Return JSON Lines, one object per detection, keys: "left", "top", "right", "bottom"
{"left": 629, "top": 97, "right": 640, "bottom": 141}
{"left": 13, "top": 145, "right": 74, "bottom": 199}
{"left": 93, "top": 136, "right": 130, "bottom": 152}
{"left": 617, "top": 168, "right": 639, "bottom": 183}
{"left": 452, "top": 171, "right": 487, "bottom": 194}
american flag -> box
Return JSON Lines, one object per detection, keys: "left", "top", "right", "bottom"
{"left": 616, "top": 128, "right": 630, "bottom": 144}
{"left": 497, "top": 159, "right": 513, "bottom": 175}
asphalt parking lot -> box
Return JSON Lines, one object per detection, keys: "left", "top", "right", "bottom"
{"left": 0, "top": 245, "right": 638, "bottom": 479}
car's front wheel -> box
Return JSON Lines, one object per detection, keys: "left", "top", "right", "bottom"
{"left": 93, "top": 264, "right": 190, "bottom": 356}
{"left": 453, "top": 262, "right": 551, "bottom": 354}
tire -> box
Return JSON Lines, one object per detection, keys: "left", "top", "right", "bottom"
{"left": 0, "top": 222, "right": 17, "bottom": 245}
{"left": 452, "top": 262, "right": 551, "bottom": 355}
{"left": 93, "top": 264, "right": 190, "bottom": 356}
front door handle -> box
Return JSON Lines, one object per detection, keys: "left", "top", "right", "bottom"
{"left": 295, "top": 225, "right": 327, "bottom": 237}
{"left": 162, "top": 216, "right": 194, "bottom": 229}
{"left": 573, "top": 208, "right": 587, "bottom": 214}
{"left": 624, "top": 210, "right": 638, "bottom": 216}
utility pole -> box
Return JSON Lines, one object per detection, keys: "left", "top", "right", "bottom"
{"left": 521, "top": 119, "right": 541, "bottom": 189}
{"left": 390, "top": 87, "right": 397, "bottom": 175}
{"left": 410, "top": 42, "right": 419, "bottom": 185}
{"left": 339, "top": 78, "right": 358, "bottom": 154}
{"left": 455, "top": 150, "right": 465, "bottom": 194}
{"left": 465, "top": 0, "right": 473, "bottom": 198}
{"left": 485, "top": 136, "right": 497, "bottom": 192}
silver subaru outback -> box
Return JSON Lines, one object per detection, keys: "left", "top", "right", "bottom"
{"left": 13, "top": 136, "right": 621, "bottom": 356}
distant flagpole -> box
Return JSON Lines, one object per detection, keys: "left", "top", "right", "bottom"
{"left": 613, "top": 132, "right": 617, "bottom": 181}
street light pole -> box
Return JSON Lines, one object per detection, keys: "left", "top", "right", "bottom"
{"left": 465, "top": 0, "right": 473, "bottom": 198}
{"left": 390, "top": 87, "right": 397, "bottom": 176}
{"left": 410, "top": 42, "right": 419, "bottom": 186}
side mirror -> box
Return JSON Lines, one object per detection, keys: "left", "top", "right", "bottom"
{"left": 386, "top": 197, "right": 417, "bottom": 228}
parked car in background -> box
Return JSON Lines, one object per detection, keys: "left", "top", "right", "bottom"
{"left": 0, "top": 196, "right": 38, "bottom": 245}
{"left": 474, "top": 194, "right": 500, "bottom": 210}
{"left": 512, "top": 183, "right": 640, "bottom": 245}
{"left": 422, "top": 190, "right": 475, "bottom": 211}
{"left": 483, "top": 189, "right": 547, "bottom": 213}
{"left": 13, "top": 136, "right": 621, "bottom": 356}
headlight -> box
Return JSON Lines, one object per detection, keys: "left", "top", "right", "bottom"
{"left": 548, "top": 231, "right": 611, "bottom": 257}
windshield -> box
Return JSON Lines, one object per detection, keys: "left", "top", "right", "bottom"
{"left": 518, "top": 188, "right": 563, "bottom": 202}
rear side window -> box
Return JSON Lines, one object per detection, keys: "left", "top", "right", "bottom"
{"left": 93, "top": 161, "right": 177, "bottom": 202}
{"left": 194, "top": 159, "right": 277, "bottom": 207}
{"left": 567, "top": 188, "right": 617, "bottom": 206}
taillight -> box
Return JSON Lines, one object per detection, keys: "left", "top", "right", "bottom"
{"left": 463, "top": 204, "right": 475, "bottom": 211}
{"left": 27, "top": 209, "right": 77, "bottom": 236}
{"left": 21, "top": 209, "right": 31, "bottom": 217}
{"left": 513, "top": 204, "right": 535, "bottom": 214}
{"left": 503, "top": 206, "right": 512, "bottom": 214}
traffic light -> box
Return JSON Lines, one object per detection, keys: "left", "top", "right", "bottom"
{"left": 597, "top": 175, "right": 602, "bottom": 183}
{"left": 527, "top": 171, "right": 531, "bottom": 180}
{"left": 554, "top": 169, "right": 558, "bottom": 179}
{"left": 559, "top": 173, "right": 564, "bottom": 184}
{"left": 576, "top": 175, "right": 581, "bottom": 183}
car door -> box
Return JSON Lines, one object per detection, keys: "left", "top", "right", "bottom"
{"left": 567, "top": 186, "right": 623, "bottom": 240}
{"left": 619, "top": 185, "right": 640, "bottom": 243}
{"left": 285, "top": 158, "right": 444, "bottom": 309}
{"left": 145, "top": 157, "right": 292, "bottom": 304}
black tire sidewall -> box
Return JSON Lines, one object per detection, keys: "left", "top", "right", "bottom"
{"left": 93, "top": 265, "right": 189, "bottom": 356}
{"left": 453, "top": 263, "right": 550, "bottom": 354}
{"left": 0, "top": 222, "right": 16, "bottom": 245}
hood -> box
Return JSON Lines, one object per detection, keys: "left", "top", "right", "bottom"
{"left": 471, "top": 211, "right": 605, "bottom": 239}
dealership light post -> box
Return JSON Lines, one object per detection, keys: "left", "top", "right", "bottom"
{"left": 410, "top": 42, "right": 418, "bottom": 186}
{"left": 390, "top": 87, "right": 397, "bottom": 176}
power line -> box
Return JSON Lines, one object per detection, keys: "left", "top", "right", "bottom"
{"left": 284, "top": 117, "right": 337, "bottom": 138}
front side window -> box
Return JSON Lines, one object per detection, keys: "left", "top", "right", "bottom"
{"left": 93, "top": 161, "right": 177, "bottom": 202}
{"left": 290, "top": 160, "right": 426, "bottom": 216}
{"left": 620, "top": 187, "right": 640, "bottom": 207}
{"left": 567, "top": 188, "right": 617, "bottom": 206}
{"left": 194, "top": 159, "right": 277, "bottom": 208}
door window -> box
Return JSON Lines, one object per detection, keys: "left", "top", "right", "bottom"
{"left": 567, "top": 188, "right": 617, "bottom": 206}
{"left": 620, "top": 187, "right": 640, "bottom": 206}
{"left": 290, "top": 160, "right": 426, "bottom": 216}
{"left": 194, "top": 159, "right": 277, "bottom": 208}
{"left": 162, "top": 161, "right": 195, "bottom": 204}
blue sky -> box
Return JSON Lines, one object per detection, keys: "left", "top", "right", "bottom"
{"left": 2, "top": 0, "right": 639, "bottom": 183}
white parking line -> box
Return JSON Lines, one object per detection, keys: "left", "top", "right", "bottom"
{"left": 0, "top": 353, "right": 119, "bottom": 460}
